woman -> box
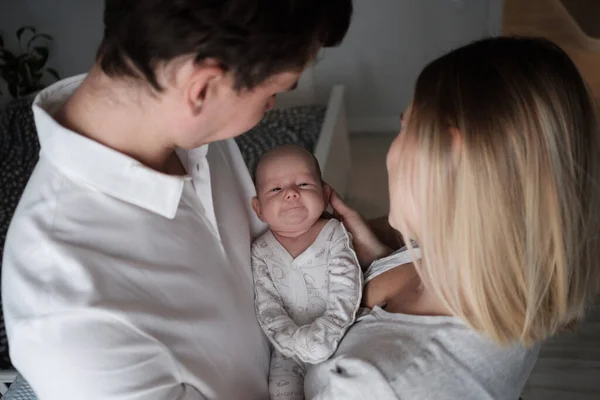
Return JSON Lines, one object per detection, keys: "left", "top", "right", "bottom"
{"left": 309, "top": 36, "right": 600, "bottom": 399}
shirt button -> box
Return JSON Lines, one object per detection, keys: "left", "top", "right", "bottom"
{"left": 196, "top": 163, "right": 200, "bottom": 171}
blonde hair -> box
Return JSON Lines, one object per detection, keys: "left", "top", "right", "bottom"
{"left": 396, "top": 37, "right": 600, "bottom": 346}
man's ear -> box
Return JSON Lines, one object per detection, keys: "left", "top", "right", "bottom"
{"left": 184, "top": 59, "right": 225, "bottom": 116}
{"left": 251, "top": 197, "right": 264, "bottom": 221}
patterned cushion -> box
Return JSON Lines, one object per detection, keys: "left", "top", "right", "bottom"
{"left": 3, "top": 374, "right": 36, "bottom": 400}
{"left": 0, "top": 99, "right": 40, "bottom": 371}
{"left": 234, "top": 105, "right": 325, "bottom": 177}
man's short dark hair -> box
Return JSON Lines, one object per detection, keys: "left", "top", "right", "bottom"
{"left": 98, "top": 0, "right": 353, "bottom": 91}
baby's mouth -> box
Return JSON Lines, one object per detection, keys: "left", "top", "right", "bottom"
{"left": 281, "top": 205, "right": 305, "bottom": 212}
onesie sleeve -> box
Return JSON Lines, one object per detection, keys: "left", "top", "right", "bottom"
{"left": 251, "top": 243, "right": 302, "bottom": 358}
{"left": 285, "top": 221, "right": 362, "bottom": 363}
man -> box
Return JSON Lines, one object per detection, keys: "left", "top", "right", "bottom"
{"left": 2, "top": 1, "right": 395, "bottom": 398}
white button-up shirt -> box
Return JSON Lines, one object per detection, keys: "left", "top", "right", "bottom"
{"left": 2, "top": 75, "right": 270, "bottom": 400}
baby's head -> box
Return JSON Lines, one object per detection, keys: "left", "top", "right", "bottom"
{"left": 386, "top": 36, "right": 600, "bottom": 346}
{"left": 252, "top": 145, "right": 330, "bottom": 237}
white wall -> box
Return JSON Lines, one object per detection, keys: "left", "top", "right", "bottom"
{"left": 0, "top": 0, "right": 103, "bottom": 105}
{"left": 0, "top": 0, "right": 103, "bottom": 77}
{"left": 0, "top": 0, "right": 504, "bottom": 130}
{"left": 312, "top": 0, "right": 504, "bottom": 133}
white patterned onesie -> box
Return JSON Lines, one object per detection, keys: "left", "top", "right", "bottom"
{"left": 251, "top": 219, "right": 362, "bottom": 400}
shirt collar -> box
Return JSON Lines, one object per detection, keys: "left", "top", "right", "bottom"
{"left": 33, "top": 74, "right": 188, "bottom": 219}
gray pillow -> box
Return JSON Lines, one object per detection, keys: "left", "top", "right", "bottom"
{"left": 235, "top": 105, "right": 326, "bottom": 177}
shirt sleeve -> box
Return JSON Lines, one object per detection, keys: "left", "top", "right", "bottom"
{"left": 252, "top": 221, "right": 363, "bottom": 364}
{"left": 9, "top": 311, "right": 207, "bottom": 400}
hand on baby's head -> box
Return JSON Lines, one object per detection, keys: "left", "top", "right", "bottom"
{"left": 252, "top": 145, "right": 330, "bottom": 236}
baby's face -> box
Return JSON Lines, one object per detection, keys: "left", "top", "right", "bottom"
{"left": 253, "top": 148, "right": 327, "bottom": 236}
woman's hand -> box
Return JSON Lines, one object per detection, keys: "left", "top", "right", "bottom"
{"left": 329, "top": 191, "right": 392, "bottom": 268}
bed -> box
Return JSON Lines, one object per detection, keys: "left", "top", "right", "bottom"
{"left": 0, "top": 84, "right": 351, "bottom": 397}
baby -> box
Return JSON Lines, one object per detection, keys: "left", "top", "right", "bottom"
{"left": 250, "top": 145, "right": 362, "bottom": 400}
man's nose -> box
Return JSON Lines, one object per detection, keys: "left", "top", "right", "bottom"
{"left": 285, "top": 189, "right": 299, "bottom": 200}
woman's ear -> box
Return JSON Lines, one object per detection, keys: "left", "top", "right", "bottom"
{"left": 251, "top": 197, "right": 264, "bottom": 221}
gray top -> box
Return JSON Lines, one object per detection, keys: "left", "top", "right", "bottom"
{"left": 305, "top": 252, "right": 539, "bottom": 400}
{"left": 305, "top": 307, "right": 538, "bottom": 399}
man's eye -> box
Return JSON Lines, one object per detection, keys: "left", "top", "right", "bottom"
{"left": 270, "top": 187, "right": 282, "bottom": 192}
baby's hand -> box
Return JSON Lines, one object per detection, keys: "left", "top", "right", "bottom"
{"left": 292, "top": 325, "right": 336, "bottom": 363}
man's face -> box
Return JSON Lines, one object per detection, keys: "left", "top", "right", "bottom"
{"left": 165, "top": 62, "right": 302, "bottom": 149}
{"left": 202, "top": 71, "right": 301, "bottom": 143}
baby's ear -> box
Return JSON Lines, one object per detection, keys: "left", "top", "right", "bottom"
{"left": 251, "top": 197, "right": 264, "bottom": 221}
{"left": 322, "top": 183, "right": 333, "bottom": 203}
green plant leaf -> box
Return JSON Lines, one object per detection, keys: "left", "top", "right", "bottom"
{"left": 8, "top": 81, "right": 18, "bottom": 98}
{"left": 1, "top": 28, "right": 58, "bottom": 98}
{"left": 0, "top": 49, "right": 17, "bottom": 67}
{"left": 16, "top": 26, "right": 36, "bottom": 41}
{"left": 17, "top": 59, "right": 34, "bottom": 89}
{"left": 0, "top": 64, "right": 16, "bottom": 77}
{"left": 45, "top": 67, "right": 60, "bottom": 81}
{"left": 0, "top": 65, "right": 17, "bottom": 81}
{"left": 26, "top": 33, "right": 53, "bottom": 51}
{"left": 29, "top": 46, "right": 49, "bottom": 71}
{"left": 17, "top": 26, "right": 35, "bottom": 54}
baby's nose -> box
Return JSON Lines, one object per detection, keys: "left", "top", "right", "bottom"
{"left": 285, "top": 189, "right": 299, "bottom": 200}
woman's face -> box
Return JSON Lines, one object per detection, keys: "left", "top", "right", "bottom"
{"left": 386, "top": 103, "right": 420, "bottom": 240}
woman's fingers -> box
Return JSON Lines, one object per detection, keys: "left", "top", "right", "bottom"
{"left": 329, "top": 190, "right": 354, "bottom": 219}
{"left": 327, "top": 191, "right": 391, "bottom": 268}
{"left": 325, "top": 186, "right": 346, "bottom": 222}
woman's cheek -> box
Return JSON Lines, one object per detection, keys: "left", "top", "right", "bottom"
{"left": 388, "top": 166, "right": 419, "bottom": 238}
{"left": 386, "top": 135, "right": 402, "bottom": 173}
{"left": 387, "top": 136, "right": 403, "bottom": 226}
{"left": 388, "top": 194, "right": 405, "bottom": 232}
